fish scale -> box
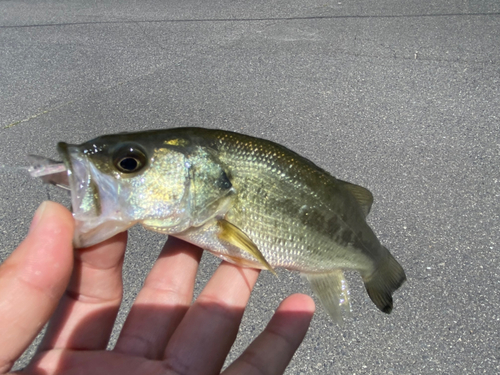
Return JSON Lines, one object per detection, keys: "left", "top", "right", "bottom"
{"left": 215, "top": 133, "right": 369, "bottom": 270}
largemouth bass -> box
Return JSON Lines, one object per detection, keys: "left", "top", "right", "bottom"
{"left": 31, "top": 127, "right": 406, "bottom": 321}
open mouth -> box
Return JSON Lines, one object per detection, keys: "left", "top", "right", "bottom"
{"left": 29, "top": 143, "right": 117, "bottom": 248}
{"left": 56, "top": 142, "right": 100, "bottom": 217}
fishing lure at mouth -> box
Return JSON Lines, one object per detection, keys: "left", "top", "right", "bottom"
{"left": 29, "top": 127, "right": 406, "bottom": 322}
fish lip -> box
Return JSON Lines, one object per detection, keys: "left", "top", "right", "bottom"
{"left": 56, "top": 141, "right": 99, "bottom": 238}
{"left": 56, "top": 142, "right": 72, "bottom": 171}
{"left": 57, "top": 142, "right": 79, "bottom": 198}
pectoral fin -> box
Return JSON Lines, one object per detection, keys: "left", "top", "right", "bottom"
{"left": 217, "top": 219, "right": 276, "bottom": 275}
{"left": 304, "top": 270, "right": 351, "bottom": 323}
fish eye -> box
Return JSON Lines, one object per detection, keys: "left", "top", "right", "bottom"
{"left": 113, "top": 145, "right": 147, "bottom": 174}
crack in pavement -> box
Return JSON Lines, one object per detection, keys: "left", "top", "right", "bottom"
{"left": 1, "top": 12, "right": 499, "bottom": 29}
{"left": 4, "top": 101, "right": 74, "bottom": 129}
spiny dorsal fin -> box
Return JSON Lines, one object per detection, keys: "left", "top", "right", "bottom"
{"left": 304, "top": 270, "right": 351, "bottom": 323}
{"left": 217, "top": 219, "right": 276, "bottom": 275}
{"left": 338, "top": 180, "right": 374, "bottom": 217}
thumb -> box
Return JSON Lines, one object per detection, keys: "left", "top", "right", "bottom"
{"left": 0, "top": 202, "right": 74, "bottom": 373}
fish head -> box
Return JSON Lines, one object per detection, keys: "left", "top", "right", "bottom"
{"left": 57, "top": 131, "right": 236, "bottom": 248}
{"left": 57, "top": 134, "right": 192, "bottom": 248}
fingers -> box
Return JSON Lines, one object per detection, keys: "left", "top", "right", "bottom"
{"left": 114, "top": 237, "right": 203, "bottom": 359}
{"left": 162, "top": 261, "right": 260, "bottom": 375}
{"left": 223, "top": 294, "right": 315, "bottom": 375}
{"left": 37, "top": 230, "right": 127, "bottom": 352}
{"left": 0, "top": 202, "right": 74, "bottom": 373}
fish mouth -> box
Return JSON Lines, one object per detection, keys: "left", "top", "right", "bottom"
{"left": 56, "top": 142, "right": 134, "bottom": 248}
{"left": 56, "top": 142, "right": 71, "bottom": 173}
{"left": 57, "top": 142, "right": 98, "bottom": 216}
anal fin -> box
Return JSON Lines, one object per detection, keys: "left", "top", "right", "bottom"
{"left": 304, "top": 270, "right": 351, "bottom": 323}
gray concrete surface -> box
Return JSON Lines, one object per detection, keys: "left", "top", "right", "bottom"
{"left": 1, "top": 1, "right": 499, "bottom": 374}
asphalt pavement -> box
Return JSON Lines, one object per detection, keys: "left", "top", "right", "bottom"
{"left": 1, "top": 1, "right": 499, "bottom": 374}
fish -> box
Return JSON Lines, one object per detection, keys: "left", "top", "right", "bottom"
{"left": 30, "top": 127, "right": 406, "bottom": 321}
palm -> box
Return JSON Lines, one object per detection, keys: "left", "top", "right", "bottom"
{"left": 1, "top": 202, "right": 314, "bottom": 375}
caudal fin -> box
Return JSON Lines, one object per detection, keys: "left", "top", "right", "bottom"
{"left": 363, "top": 248, "right": 406, "bottom": 314}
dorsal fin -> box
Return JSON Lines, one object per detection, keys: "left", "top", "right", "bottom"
{"left": 338, "top": 180, "right": 374, "bottom": 217}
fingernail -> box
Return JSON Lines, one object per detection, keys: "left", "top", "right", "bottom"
{"left": 29, "top": 201, "right": 48, "bottom": 234}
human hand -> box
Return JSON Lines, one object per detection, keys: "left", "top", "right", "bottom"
{"left": 0, "top": 201, "right": 315, "bottom": 375}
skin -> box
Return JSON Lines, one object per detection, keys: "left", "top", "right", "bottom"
{"left": 0, "top": 201, "right": 315, "bottom": 375}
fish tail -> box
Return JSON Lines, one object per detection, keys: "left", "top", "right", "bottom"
{"left": 363, "top": 248, "right": 406, "bottom": 314}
